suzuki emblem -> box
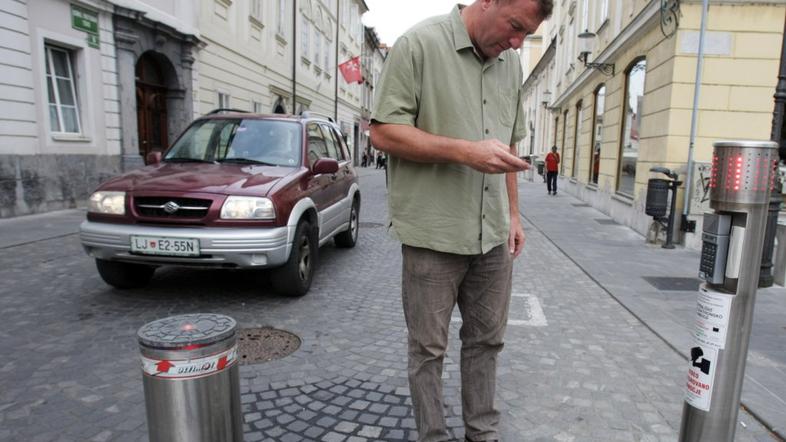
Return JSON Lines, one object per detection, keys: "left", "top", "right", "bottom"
{"left": 163, "top": 201, "right": 180, "bottom": 214}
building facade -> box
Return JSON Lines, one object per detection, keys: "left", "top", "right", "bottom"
{"left": 0, "top": 0, "right": 372, "bottom": 219}
{"left": 193, "top": 0, "right": 368, "bottom": 162}
{"left": 521, "top": 0, "right": 786, "bottom": 248}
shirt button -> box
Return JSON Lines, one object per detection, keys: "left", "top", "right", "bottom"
{"left": 484, "top": 186, "right": 489, "bottom": 191}
{"left": 482, "top": 214, "right": 486, "bottom": 219}
{"left": 483, "top": 99, "right": 487, "bottom": 105}
{"left": 485, "top": 129, "right": 489, "bottom": 134}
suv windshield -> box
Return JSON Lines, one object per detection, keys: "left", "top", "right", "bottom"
{"left": 165, "top": 119, "right": 302, "bottom": 167}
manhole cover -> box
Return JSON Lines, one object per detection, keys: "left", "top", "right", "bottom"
{"left": 236, "top": 327, "right": 301, "bottom": 364}
{"left": 359, "top": 222, "right": 385, "bottom": 228}
{"left": 643, "top": 276, "right": 702, "bottom": 291}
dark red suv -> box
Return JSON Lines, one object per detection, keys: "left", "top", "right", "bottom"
{"left": 80, "top": 110, "right": 360, "bottom": 296}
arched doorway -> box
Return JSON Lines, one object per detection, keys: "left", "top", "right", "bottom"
{"left": 136, "top": 52, "right": 169, "bottom": 163}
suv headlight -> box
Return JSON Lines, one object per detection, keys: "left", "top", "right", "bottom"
{"left": 220, "top": 196, "right": 275, "bottom": 220}
{"left": 88, "top": 191, "right": 126, "bottom": 215}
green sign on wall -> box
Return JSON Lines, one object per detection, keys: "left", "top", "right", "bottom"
{"left": 71, "top": 5, "right": 98, "bottom": 34}
{"left": 71, "top": 5, "right": 99, "bottom": 49}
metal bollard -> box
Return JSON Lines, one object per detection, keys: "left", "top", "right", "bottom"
{"left": 679, "top": 140, "right": 778, "bottom": 441}
{"left": 138, "top": 313, "right": 242, "bottom": 442}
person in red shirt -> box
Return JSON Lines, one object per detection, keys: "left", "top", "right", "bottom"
{"left": 545, "top": 145, "right": 560, "bottom": 195}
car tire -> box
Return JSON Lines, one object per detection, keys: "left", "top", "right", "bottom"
{"left": 271, "top": 220, "right": 317, "bottom": 297}
{"left": 95, "top": 259, "right": 155, "bottom": 289}
{"left": 334, "top": 197, "right": 359, "bottom": 248}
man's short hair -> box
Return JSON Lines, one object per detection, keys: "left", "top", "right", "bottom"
{"left": 496, "top": 0, "right": 554, "bottom": 19}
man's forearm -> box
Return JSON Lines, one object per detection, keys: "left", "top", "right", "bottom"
{"left": 506, "top": 169, "right": 520, "bottom": 222}
{"left": 369, "top": 123, "right": 471, "bottom": 164}
{"left": 370, "top": 122, "right": 530, "bottom": 174}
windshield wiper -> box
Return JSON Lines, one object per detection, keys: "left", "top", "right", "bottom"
{"left": 219, "top": 158, "right": 276, "bottom": 166}
{"left": 164, "top": 157, "right": 217, "bottom": 164}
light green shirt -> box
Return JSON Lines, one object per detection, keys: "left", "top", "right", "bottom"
{"left": 371, "top": 5, "right": 527, "bottom": 255}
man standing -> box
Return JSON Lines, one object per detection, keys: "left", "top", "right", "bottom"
{"left": 370, "top": 1, "right": 552, "bottom": 441}
{"left": 545, "top": 145, "right": 560, "bottom": 195}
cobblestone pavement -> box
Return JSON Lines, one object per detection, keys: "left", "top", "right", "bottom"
{"left": 0, "top": 168, "right": 777, "bottom": 441}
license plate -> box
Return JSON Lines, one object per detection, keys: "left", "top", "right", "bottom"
{"left": 130, "top": 236, "right": 200, "bottom": 257}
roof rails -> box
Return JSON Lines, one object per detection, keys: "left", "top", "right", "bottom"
{"left": 299, "top": 111, "right": 334, "bottom": 123}
{"left": 206, "top": 108, "right": 250, "bottom": 115}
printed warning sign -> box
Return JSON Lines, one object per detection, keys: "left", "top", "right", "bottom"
{"left": 141, "top": 346, "right": 237, "bottom": 379}
{"left": 685, "top": 345, "right": 717, "bottom": 411}
{"left": 693, "top": 286, "right": 733, "bottom": 350}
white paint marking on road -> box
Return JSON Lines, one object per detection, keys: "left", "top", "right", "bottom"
{"left": 451, "top": 293, "right": 547, "bottom": 327}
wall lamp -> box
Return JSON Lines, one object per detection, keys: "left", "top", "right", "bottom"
{"left": 541, "top": 89, "right": 552, "bottom": 108}
{"left": 578, "top": 30, "right": 615, "bottom": 77}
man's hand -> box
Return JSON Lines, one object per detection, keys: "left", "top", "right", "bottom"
{"left": 466, "top": 139, "right": 530, "bottom": 174}
{"left": 508, "top": 215, "right": 526, "bottom": 258}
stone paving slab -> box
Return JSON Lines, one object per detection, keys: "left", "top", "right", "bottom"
{"left": 0, "top": 168, "right": 778, "bottom": 441}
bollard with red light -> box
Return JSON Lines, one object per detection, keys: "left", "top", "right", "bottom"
{"left": 138, "top": 313, "right": 242, "bottom": 442}
{"left": 679, "top": 141, "right": 779, "bottom": 441}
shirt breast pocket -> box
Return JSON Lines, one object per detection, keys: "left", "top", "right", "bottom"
{"left": 497, "top": 87, "right": 518, "bottom": 128}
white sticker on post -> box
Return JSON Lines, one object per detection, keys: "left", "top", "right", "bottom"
{"left": 685, "top": 344, "right": 718, "bottom": 411}
{"left": 693, "top": 286, "right": 733, "bottom": 350}
{"left": 141, "top": 346, "right": 237, "bottom": 379}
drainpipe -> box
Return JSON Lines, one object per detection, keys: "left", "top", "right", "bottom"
{"left": 292, "top": 0, "right": 297, "bottom": 112}
{"left": 682, "top": 0, "right": 709, "bottom": 227}
{"left": 334, "top": 0, "right": 340, "bottom": 121}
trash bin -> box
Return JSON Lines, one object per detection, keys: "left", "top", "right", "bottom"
{"left": 536, "top": 161, "right": 545, "bottom": 176}
{"left": 646, "top": 178, "right": 670, "bottom": 218}
{"left": 138, "top": 313, "right": 242, "bottom": 442}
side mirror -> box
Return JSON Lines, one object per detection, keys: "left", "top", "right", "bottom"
{"left": 312, "top": 157, "right": 339, "bottom": 174}
{"left": 146, "top": 151, "right": 162, "bottom": 165}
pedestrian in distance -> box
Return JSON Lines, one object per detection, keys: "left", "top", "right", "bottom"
{"left": 370, "top": 1, "right": 552, "bottom": 441}
{"left": 545, "top": 145, "right": 560, "bottom": 195}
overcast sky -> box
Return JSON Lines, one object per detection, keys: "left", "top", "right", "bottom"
{"left": 362, "top": 0, "right": 459, "bottom": 46}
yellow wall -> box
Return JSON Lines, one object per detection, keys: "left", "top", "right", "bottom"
{"left": 559, "top": 2, "right": 783, "bottom": 209}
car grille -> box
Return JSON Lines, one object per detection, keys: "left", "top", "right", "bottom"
{"left": 134, "top": 197, "right": 212, "bottom": 219}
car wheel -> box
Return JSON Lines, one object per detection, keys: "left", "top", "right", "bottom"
{"left": 334, "top": 198, "right": 359, "bottom": 248}
{"left": 95, "top": 259, "right": 155, "bottom": 289}
{"left": 271, "top": 220, "right": 317, "bottom": 296}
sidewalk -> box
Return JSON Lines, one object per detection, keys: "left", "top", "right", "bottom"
{"left": 0, "top": 208, "right": 84, "bottom": 249}
{"left": 518, "top": 177, "right": 786, "bottom": 439}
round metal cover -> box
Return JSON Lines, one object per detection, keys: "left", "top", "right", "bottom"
{"left": 137, "top": 313, "right": 236, "bottom": 348}
{"left": 236, "top": 327, "right": 301, "bottom": 364}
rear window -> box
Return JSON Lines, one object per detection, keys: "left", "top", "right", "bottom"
{"left": 165, "top": 119, "right": 302, "bottom": 167}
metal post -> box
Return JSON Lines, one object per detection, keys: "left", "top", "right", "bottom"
{"left": 138, "top": 314, "right": 242, "bottom": 442}
{"left": 663, "top": 179, "right": 681, "bottom": 249}
{"left": 682, "top": 0, "right": 710, "bottom": 225}
{"left": 679, "top": 141, "right": 779, "bottom": 441}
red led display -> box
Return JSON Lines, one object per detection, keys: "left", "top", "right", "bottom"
{"left": 711, "top": 152, "right": 776, "bottom": 193}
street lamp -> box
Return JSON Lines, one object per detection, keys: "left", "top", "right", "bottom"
{"left": 578, "top": 30, "right": 615, "bottom": 76}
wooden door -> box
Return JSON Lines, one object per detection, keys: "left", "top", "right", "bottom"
{"left": 135, "top": 54, "right": 168, "bottom": 163}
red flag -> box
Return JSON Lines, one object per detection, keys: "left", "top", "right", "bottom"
{"left": 339, "top": 56, "right": 362, "bottom": 84}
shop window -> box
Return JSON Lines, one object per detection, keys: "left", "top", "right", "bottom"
{"left": 617, "top": 58, "right": 646, "bottom": 196}
{"left": 590, "top": 84, "right": 605, "bottom": 184}
{"left": 572, "top": 100, "right": 583, "bottom": 178}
